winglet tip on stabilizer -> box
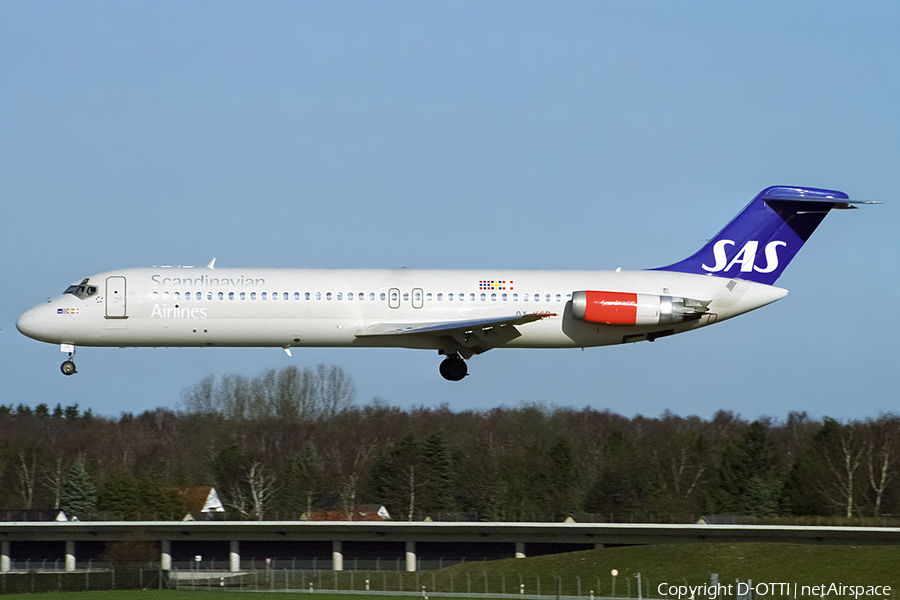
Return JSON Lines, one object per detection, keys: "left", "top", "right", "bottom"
{"left": 760, "top": 185, "right": 881, "bottom": 209}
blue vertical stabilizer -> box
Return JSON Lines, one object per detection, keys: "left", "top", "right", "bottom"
{"left": 653, "top": 186, "right": 859, "bottom": 285}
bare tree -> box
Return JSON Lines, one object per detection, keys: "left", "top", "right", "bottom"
{"left": 818, "top": 418, "right": 866, "bottom": 518}
{"left": 865, "top": 415, "right": 900, "bottom": 517}
{"left": 372, "top": 435, "right": 431, "bottom": 521}
{"left": 653, "top": 413, "right": 710, "bottom": 504}
{"left": 247, "top": 462, "right": 277, "bottom": 520}
{"left": 324, "top": 436, "right": 379, "bottom": 521}
{"left": 275, "top": 366, "right": 310, "bottom": 421}
{"left": 315, "top": 365, "right": 357, "bottom": 419}
{"left": 178, "top": 365, "right": 356, "bottom": 422}
{"left": 177, "top": 374, "right": 217, "bottom": 414}
{"left": 41, "top": 455, "right": 69, "bottom": 510}
{"left": 227, "top": 462, "right": 277, "bottom": 520}
{"left": 14, "top": 451, "right": 38, "bottom": 508}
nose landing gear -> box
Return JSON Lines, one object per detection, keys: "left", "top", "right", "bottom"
{"left": 60, "top": 345, "right": 77, "bottom": 376}
{"left": 439, "top": 354, "right": 468, "bottom": 381}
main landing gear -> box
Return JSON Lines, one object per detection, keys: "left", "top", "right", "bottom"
{"left": 439, "top": 354, "right": 468, "bottom": 381}
{"left": 61, "top": 345, "right": 77, "bottom": 376}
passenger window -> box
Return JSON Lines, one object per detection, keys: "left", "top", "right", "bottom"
{"left": 480, "top": 293, "right": 486, "bottom": 301}
{"left": 218, "top": 292, "right": 224, "bottom": 300}
{"left": 426, "top": 292, "right": 432, "bottom": 301}
{"left": 326, "top": 292, "right": 332, "bottom": 300}
{"left": 502, "top": 293, "right": 508, "bottom": 301}
{"left": 491, "top": 293, "right": 496, "bottom": 301}
{"left": 261, "top": 292, "right": 267, "bottom": 300}
{"left": 294, "top": 292, "right": 300, "bottom": 300}
{"left": 163, "top": 291, "right": 170, "bottom": 300}
{"left": 228, "top": 292, "right": 235, "bottom": 300}
{"left": 369, "top": 292, "right": 375, "bottom": 301}
{"left": 513, "top": 293, "right": 518, "bottom": 301}
{"left": 437, "top": 293, "right": 443, "bottom": 301}
{"left": 185, "top": 291, "right": 192, "bottom": 300}
{"left": 469, "top": 293, "right": 475, "bottom": 301}
{"left": 174, "top": 292, "right": 180, "bottom": 300}
{"left": 207, "top": 292, "right": 213, "bottom": 300}
{"left": 348, "top": 292, "right": 354, "bottom": 301}
{"left": 403, "top": 292, "right": 409, "bottom": 302}
{"left": 337, "top": 292, "right": 343, "bottom": 301}
{"left": 380, "top": 292, "right": 386, "bottom": 301}
{"left": 316, "top": 292, "right": 322, "bottom": 300}
{"left": 545, "top": 294, "right": 551, "bottom": 302}
{"left": 523, "top": 293, "right": 529, "bottom": 302}
{"left": 305, "top": 292, "right": 311, "bottom": 300}
{"left": 390, "top": 291, "right": 398, "bottom": 302}
{"left": 240, "top": 292, "right": 246, "bottom": 300}
{"left": 556, "top": 294, "right": 561, "bottom": 302}
{"left": 447, "top": 293, "right": 452, "bottom": 301}
{"left": 251, "top": 292, "right": 257, "bottom": 300}
{"left": 151, "top": 291, "right": 159, "bottom": 300}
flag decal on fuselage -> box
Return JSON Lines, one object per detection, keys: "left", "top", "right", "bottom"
{"left": 479, "top": 280, "right": 513, "bottom": 291}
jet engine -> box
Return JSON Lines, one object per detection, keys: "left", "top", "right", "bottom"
{"left": 571, "top": 291, "right": 709, "bottom": 326}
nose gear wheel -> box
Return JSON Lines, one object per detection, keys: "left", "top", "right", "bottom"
{"left": 61, "top": 346, "right": 77, "bottom": 376}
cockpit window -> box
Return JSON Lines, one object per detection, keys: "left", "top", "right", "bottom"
{"left": 63, "top": 278, "right": 98, "bottom": 300}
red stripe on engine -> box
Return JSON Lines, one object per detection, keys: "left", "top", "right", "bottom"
{"left": 583, "top": 291, "right": 638, "bottom": 324}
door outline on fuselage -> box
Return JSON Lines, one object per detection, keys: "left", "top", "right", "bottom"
{"left": 388, "top": 288, "right": 400, "bottom": 309}
{"left": 412, "top": 288, "right": 423, "bottom": 309}
{"left": 106, "top": 276, "right": 127, "bottom": 319}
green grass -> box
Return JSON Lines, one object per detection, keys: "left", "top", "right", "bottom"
{"left": 0, "top": 594, "right": 251, "bottom": 600}
{"left": 4, "top": 543, "right": 900, "bottom": 598}
{"left": 450, "top": 542, "right": 900, "bottom": 588}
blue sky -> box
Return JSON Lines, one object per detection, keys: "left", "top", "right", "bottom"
{"left": 2, "top": 1, "right": 897, "bottom": 420}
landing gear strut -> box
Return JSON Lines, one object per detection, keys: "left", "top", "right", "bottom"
{"left": 439, "top": 355, "right": 468, "bottom": 381}
{"left": 61, "top": 346, "right": 77, "bottom": 376}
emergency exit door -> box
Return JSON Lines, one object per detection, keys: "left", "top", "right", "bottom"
{"left": 106, "top": 276, "right": 127, "bottom": 318}
{"left": 388, "top": 288, "right": 400, "bottom": 309}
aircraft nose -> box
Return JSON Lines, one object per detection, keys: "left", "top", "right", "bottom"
{"left": 17, "top": 307, "right": 42, "bottom": 340}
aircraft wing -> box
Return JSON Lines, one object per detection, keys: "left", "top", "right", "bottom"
{"left": 356, "top": 312, "right": 556, "bottom": 356}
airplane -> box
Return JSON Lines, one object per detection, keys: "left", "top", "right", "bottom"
{"left": 17, "top": 186, "right": 876, "bottom": 381}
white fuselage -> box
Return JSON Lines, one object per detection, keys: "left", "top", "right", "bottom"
{"left": 17, "top": 266, "right": 788, "bottom": 352}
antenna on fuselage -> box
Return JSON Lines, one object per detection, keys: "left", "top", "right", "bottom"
{"left": 207, "top": 258, "right": 217, "bottom": 270}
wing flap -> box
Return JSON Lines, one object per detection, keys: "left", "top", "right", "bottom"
{"left": 357, "top": 312, "right": 556, "bottom": 357}
{"left": 356, "top": 312, "right": 555, "bottom": 338}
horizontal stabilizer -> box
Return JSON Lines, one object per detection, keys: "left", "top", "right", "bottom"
{"left": 761, "top": 195, "right": 880, "bottom": 209}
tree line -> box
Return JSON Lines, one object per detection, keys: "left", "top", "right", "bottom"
{"left": 1, "top": 365, "right": 898, "bottom": 523}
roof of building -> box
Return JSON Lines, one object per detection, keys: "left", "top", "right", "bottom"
{"left": 179, "top": 487, "right": 225, "bottom": 518}
{"left": 305, "top": 505, "right": 390, "bottom": 522}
